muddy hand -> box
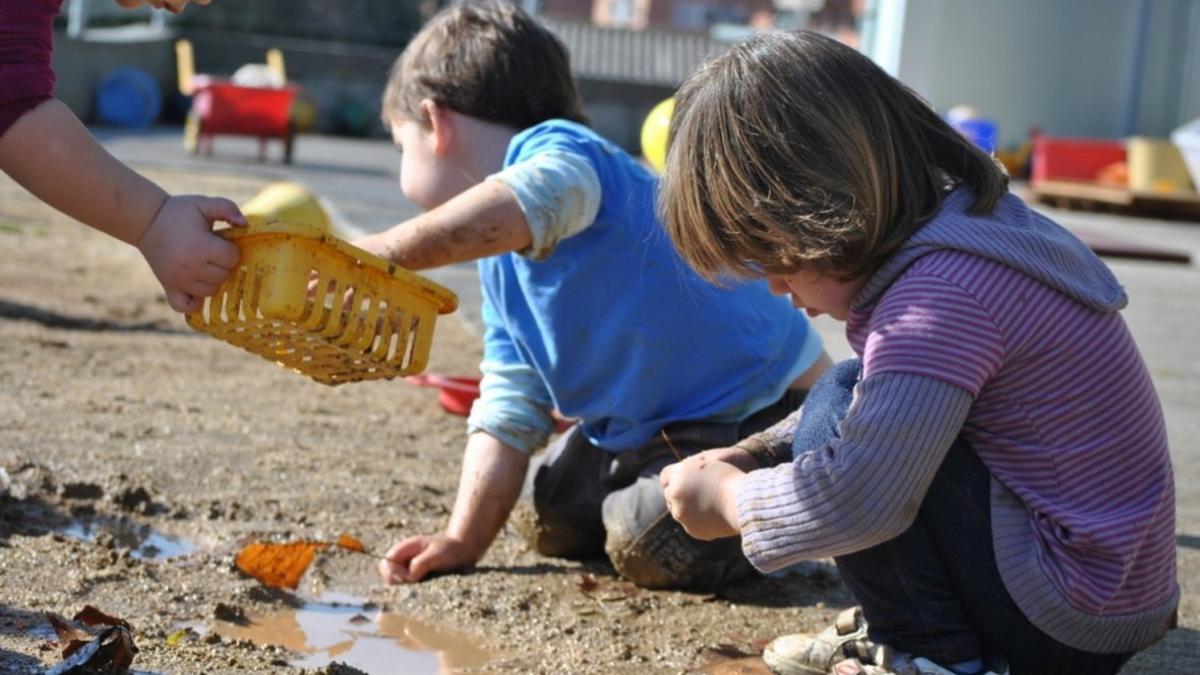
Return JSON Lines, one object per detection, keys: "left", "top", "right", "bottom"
{"left": 378, "top": 534, "right": 475, "bottom": 584}
{"left": 660, "top": 453, "right": 744, "bottom": 541}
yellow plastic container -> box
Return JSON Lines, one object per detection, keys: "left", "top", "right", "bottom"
{"left": 187, "top": 217, "right": 458, "bottom": 386}
{"left": 1128, "top": 137, "right": 1196, "bottom": 194}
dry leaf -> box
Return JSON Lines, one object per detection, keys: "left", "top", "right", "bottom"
{"left": 235, "top": 541, "right": 329, "bottom": 590}
{"left": 62, "top": 639, "right": 90, "bottom": 660}
{"left": 577, "top": 572, "right": 600, "bottom": 594}
{"left": 705, "top": 643, "right": 756, "bottom": 659}
{"left": 235, "top": 534, "right": 374, "bottom": 590}
{"left": 46, "top": 625, "right": 138, "bottom": 675}
{"left": 73, "top": 605, "right": 130, "bottom": 630}
{"left": 336, "top": 534, "right": 366, "bottom": 553}
{"left": 45, "top": 613, "right": 85, "bottom": 646}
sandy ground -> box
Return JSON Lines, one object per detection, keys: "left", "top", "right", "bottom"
{"left": 1, "top": 165, "right": 1198, "bottom": 674}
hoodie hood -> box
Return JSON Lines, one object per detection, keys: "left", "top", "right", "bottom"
{"left": 854, "top": 189, "right": 1127, "bottom": 312}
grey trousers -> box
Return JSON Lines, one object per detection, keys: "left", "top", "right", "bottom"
{"left": 513, "top": 390, "right": 806, "bottom": 590}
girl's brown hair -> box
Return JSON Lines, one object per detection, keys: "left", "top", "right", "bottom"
{"left": 382, "top": 0, "right": 588, "bottom": 130}
{"left": 661, "top": 30, "right": 1007, "bottom": 282}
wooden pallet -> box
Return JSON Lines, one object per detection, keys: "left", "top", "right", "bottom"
{"left": 1069, "top": 228, "right": 1191, "bottom": 265}
{"left": 1032, "top": 179, "right": 1200, "bottom": 222}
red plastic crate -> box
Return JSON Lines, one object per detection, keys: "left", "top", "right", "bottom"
{"left": 1031, "top": 137, "right": 1126, "bottom": 184}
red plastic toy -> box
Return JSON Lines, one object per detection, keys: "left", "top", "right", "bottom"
{"left": 177, "top": 40, "right": 297, "bottom": 163}
{"left": 1031, "top": 137, "right": 1125, "bottom": 184}
{"left": 405, "top": 373, "right": 576, "bottom": 432}
{"left": 189, "top": 77, "right": 297, "bottom": 163}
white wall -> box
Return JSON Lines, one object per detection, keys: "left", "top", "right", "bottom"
{"left": 879, "top": 0, "right": 1199, "bottom": 148}
{"left": 1134, "top": 0, "right": 1200, "bottom": 137}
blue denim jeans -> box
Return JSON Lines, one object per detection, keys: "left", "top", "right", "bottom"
{"left": 794, "top": 359, "right": 1133, "bottom": 675}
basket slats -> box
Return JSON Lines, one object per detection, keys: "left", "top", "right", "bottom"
{"left": 187, "top": 218, "right": 456, "bottom": 386}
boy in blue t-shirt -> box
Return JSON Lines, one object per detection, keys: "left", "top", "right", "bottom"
{"left": 357, "top": 0, "right": 829, "bottom": 590}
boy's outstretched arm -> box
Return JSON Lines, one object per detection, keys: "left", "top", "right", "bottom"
{"left": 0, "top": 99, "right": 244, "bottom": 312}
{"left": 378, "top": 431, "right": 528, "bottom": 583}
{"left": 355, "top": 180, "right": 531, "bottom": 271}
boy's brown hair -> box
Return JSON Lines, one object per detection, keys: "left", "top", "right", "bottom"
{"left": 382, "top": 0, "right": 588, "bottom": 130}
{"left": 661, "top": 30, "right": 1007, "bottom": 282}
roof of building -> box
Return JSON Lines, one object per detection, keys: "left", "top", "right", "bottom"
{"left": 541, "top": 17, "right": 733, "bottom": 88}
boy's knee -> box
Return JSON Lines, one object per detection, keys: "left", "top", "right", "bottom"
{"left": 511, "top": 500, "right": 605, "bottom": 560}
{"left": 601, "top": 479, "right": 755, "bottom": 590}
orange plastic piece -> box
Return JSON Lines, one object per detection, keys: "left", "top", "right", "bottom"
{"left": 187, "top": 217, "right": 457, "bottom": 385}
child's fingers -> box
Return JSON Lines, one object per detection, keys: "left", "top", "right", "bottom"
{"left": 381, "top": 538, "right": 427, "bottom": 582}
{"left": 377, "top": 557, "right": 409, "bottom": 585}
{"left": 659, "top": 464, "right": 675, "bottom": 489}
{"left": 194, "top": 262, "right": 233, "bottom": 287}
{"left": 194, "top": 196, "right": 247, "bottom": 227}
{"left": 183, "top": 279, "right": 219, "bottom": 298}
{"left": 407, "top": 547, "right": 443, "bottom": 582}
{"left": 378, "top": 541, "right": 419, "bottom": 584}
{"left": 165, "top": 289, "right": 200, "bottom": 314}
{"left": 378, "top": 558, "right": 395, "bottom": 584}
{"left": 202, "top": 234, "right": 241, "bottom": 271}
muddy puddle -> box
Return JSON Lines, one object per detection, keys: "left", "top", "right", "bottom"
{"left": 59, "top": 518, "right": 196, "bottom": 560}
{"left": 212, "top": 592, "right": 506, "bottom": 673}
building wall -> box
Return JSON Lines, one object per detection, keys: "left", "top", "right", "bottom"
{"left": 1131, "top": 0, "right": 1200, "bottom": 137}
{"left": 576, "top": 79, "right": 675, "bottom": 151}
{"left": 539, "top": 0, "right": 593, "bottom": 22}
{"left": 174, "top": 0, "right": 421, "bottom": 46}
{"left": 592, "top": 0, "right": 773, "bottom": 31}
{"left": 888, "top": 0, "right": 1200, "bottom": 147}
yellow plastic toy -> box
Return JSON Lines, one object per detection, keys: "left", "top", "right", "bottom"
{"left": 186, "top": 217, "right": 458, "bottom": 386}
{"left": 242, "top": 182, "right": 332, "bottom": 232}
{"left": 640, "top": 98, "right": 674, "bottom": 173}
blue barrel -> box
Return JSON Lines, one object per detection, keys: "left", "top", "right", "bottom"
{"left": 96, "top": 67, "right": 162, "bottom": 128}
{"left": 950, "top": 118, "right": 999, "bottom": 154}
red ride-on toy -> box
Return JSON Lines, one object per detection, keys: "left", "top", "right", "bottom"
{"left": 177, "top": 40, "right": 297, "bottom": 164}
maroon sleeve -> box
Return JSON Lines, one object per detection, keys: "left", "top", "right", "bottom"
{"left": 0, "top": 0, "right": 63, "bottom": 138}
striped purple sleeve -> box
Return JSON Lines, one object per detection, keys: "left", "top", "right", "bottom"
{"left": 736, "top": 372, "right": 972, "bottom": 571}
{"left": 859, "top": 274, "right": 1005, "bottom": 395}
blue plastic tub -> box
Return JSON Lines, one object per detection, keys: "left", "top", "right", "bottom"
{"left": 950, "top": 118, "right": 998, "bottom": 154}
{"left": 96, "top": 67, "right": 162, "bottom": 128}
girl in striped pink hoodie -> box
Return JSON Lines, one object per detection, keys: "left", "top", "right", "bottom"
{"left": 658, "top": 30, "right": 1177, "bottom": 675}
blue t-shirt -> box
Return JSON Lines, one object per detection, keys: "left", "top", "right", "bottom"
{"left": 476, "top": 120, "right": 820, "bottom": 451}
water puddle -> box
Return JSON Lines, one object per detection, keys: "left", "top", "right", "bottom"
{"left": 212, "top": 592, "right": 505, "bottom": 674}
{"left": 59, "top": 518, "right": 196, "bottom": 560}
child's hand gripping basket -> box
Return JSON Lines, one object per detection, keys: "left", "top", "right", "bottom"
{"left": 186, "top": 217, "right": 458, "bottom": 385}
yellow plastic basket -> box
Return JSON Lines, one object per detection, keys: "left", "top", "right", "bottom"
{"left": 187, "top": 217, "right": 458, "bottom": 385}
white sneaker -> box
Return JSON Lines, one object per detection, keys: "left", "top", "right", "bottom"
{"left": 761, "top": 605, "right": 1009, "bottom": 675}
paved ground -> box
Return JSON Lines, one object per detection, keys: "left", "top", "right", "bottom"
{"left": 95, "top": 126, "right": 1200, "bottom": 670}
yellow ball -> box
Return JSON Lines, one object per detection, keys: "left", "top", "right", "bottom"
{"left": 242, "top": 182, "right": 331, "bottom": 232}
{"left": 640, "top": 98, "right": 674, "bottom": 173}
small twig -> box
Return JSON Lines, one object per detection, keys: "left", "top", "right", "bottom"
{"left": 343, "top": 546, "right": 387, "bottom": 561}
{"left": 660, "top": 430, "right": 683, "bottom": 462}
